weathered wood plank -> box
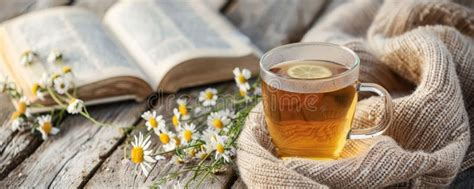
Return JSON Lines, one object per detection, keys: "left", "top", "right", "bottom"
{"left": 86, "top": 83, "right": 238, "bottom": 188}
{"left": 0, "top": 101, "right": 145, "bottom": 188}
{"left": 0, "top": 0, "right": 69, "bottom": 23}
{"left": 231, "top": 177, "right": 247, "bottom": 189}
{"left": 0, "top": 94, "right": 42, "bottom": 181}
{"left": 0, "top": 95, "right": 16, "bottom": 155}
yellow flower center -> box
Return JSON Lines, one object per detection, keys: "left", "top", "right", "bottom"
{"left": 131, "top": 147, "right": 144, "bottom": 164}
{"left": 216, "top": 143, "right": 225, "bottom": 154}
{"left": 62, "top": 66, "right": 71, "bottom": 74}
{"left": 18, "top": 102, "right": 27, "bottom": 114}
{"left": 188, "top": 149, "right": 196, "bottom": 157}
{"left": 32, "top": 83, "right": 40, "bottom": 94}
{"left": 159, "top": 133, "right": 170, "bottom": 144}
{"left": 42, "top": 122, "right": 52, "bottom": 134}
{"left": 183, "top": 130, "right": 192, "bottom": 142}
{"left": 205, "top": 91, "right": 214, "bottom": 100}
{"left": 10, "top": 111, "right": 21, "bottom": 120}
{"left": 174, "top": 137, "right": 181, "bottom": 146}
{"left": 239, "top": 89, "right": 247, "bottom": 97}
{"left": 178, "top": 104, "right": 188, "bottom": 116}
{"left": 172, "top": 115, "right": 179, "bottom": 127}
{"left": 238, "top": 75, "right": 246, "bottom": 83}
{"left": 148, "top": 118, "right": 157, "bottom": 128}
{"left": 212, "top": 119, "right": 223, "bottom": 129}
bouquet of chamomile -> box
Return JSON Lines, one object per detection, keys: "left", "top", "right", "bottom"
{"left": 131, "top": 67, "right": 260, "bottom": 188}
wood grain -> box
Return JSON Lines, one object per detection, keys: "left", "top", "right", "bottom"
{"left": 231, "top": 178, "right": 247, "bottom": 189}
{"left": 0, "top": 94, "right": 45, "bottom": 180}
{"left": 0, "top": 101, "right": 145, "bottom": 188}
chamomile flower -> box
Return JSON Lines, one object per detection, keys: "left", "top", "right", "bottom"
{"left": 238, "top": 85, "right": 252, "bottom": 102}
{"left": 61, "top": 66, "right": 74, "bottom": 82}
{"left": 130, "top": 132, "right": 155, "bottom": 176}
{"left": 158, "top": 129, "right": 177, "bottom": 151}
{"left": 47, "top": 50, "right": 62, "bottom": 64}
{"left": 180, "top": 123, "right": 198, "bottom": 145}
{"left": 171, "top": 108, "right": 181, "bottom": 129}
{"left": 176, "top": 99, "right": 190, "bottom": 120}
{"left": 198, "top": 88, "right": 218, "bottom": 107}
{"left": 172, "top": 136, "right": 182, "bottom": 150}
{"left": 141, "top": 111, "right": 165, "bottom": 135}
{"left": 67, "top": 98, "right": 84, "bottom": 114}
{"left": 233, "top": 67, "right": 251, "bottom": 90}
{"left": 17, "top": 96, "right": 29, "bottom": 115}
{"left": 62, "top": 66, "right": 72, "bottom": 74}
{"left": 185, "top": 148, "right": 197, "bottom": 158}
{"left": 211, "top": 135, "right": 233, "bottom": 163}
{"left": 31, "top": 83, "right": 46, "bottom": 101}
{"left": 20, "top": 50, "right": 35, "bottom": 66}
{"left": 201, "top": 128, "right": 219, "bottom": 144}
{"left": 196, "top": 150, "right": 209, "bottom": 160}
{"left": 207, "top": 112, "right": 230, "bottom": 131}
{"left": 53, "top": 76, "right": 70, "bottom": 94}
{"left": 10, "top": 111, "right": 24, "bottom": 131}
{"left": 36, "top": 115, "right": 60, "bottom": 140}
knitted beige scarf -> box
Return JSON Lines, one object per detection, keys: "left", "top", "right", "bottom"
{"left": 237, "top": 0, "right": 474, "bottom": 188}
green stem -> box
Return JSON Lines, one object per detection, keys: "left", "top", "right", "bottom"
{"left": 47, "top": 87, "right": 66, "bottom": 107}
{"left": 79, "top": 111, "right": 107, "bottom": 126}
{"left": 155, "top": 142, "right": 203, "bottom": 156}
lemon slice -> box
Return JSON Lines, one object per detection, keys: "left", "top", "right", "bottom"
{"left": 287, "top": 64, "right": 332, "bottom": 79}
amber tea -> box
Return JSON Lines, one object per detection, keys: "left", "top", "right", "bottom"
{"left": 262, "top": 60, "right": 357, "bottom": 159}
{"left": 260, "top": 42, "right": 393, "bottom": 160}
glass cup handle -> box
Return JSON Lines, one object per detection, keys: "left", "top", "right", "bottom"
{"left": 348, "top": 83, "right": 394, "bottom": 139}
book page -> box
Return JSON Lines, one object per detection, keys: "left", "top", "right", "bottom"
{"left": 104, "top": 0, "right": 255, "bottom": 88}
{"left": 1, "top": 7, "right": 148, "bottom": 94}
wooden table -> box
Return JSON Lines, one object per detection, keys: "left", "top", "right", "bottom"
{"left": 0, "top": 0, "right": 472, "bottom": 188}
{"left": 0, "top": 80, "right": 248, "bottom": 188}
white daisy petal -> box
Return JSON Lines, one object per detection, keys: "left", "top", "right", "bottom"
{"left": 233, "top": 67, "right": 240, "bottom": 76}
{"left": 143, "top": 140, "right": 152, "bottom": 150}
{"left": 143, "top": 162, "right": 152, "bottom": 169}
{"left": 144, "top": 150, "right": 152, "bottom": 155}
{"left": 138, "top": 133, "right": 144, "bottom": 146}
{"left": 143, "top": 135, "right": 151, "bottom": 146}
{"left": 144, "top": 155, "right": 156, "bottom": 163}
{"left": 140, "top": 163, "right": 149, "bottom": 176}
{"left": 50, "top": 127, "right": 60, "bottom": 135}
{"left": 41, "top": 132, "right": 48, "bottom": 140}
{"left": 242, "top": 69, "right": 251, "bottom": 78}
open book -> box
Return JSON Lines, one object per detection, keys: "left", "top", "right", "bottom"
{"left": 0, "top": 0, "right": 259, "bottom": 111}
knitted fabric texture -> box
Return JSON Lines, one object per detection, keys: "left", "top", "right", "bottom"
{"left": 236, "top": 0, "right": 474, "bottom": 188}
